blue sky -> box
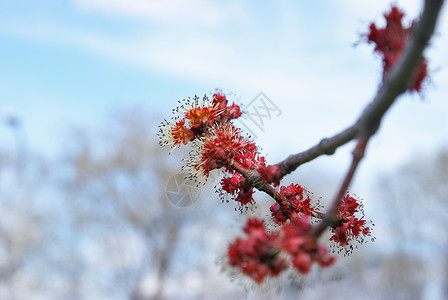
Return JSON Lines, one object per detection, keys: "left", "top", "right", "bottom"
{"left": 1, "top": 0, "right": 448, "bottom": 188}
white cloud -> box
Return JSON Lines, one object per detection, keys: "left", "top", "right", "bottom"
{"left": 74, "top": 0, "right": 244, "bottom": 28}
{"left": 0, "top": 12, "right": 317, "bottom": 94}
{"left": 6, "top": 1, "right": 438, "bottom": 99}
{"left": 2, "top": 0, "right": 448, "bottom": 178}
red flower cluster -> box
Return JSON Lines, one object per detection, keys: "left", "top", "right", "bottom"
{"left": 227, "top": 218, "right": 287, "bottom": 283}
{"left": 270, "top": 184, "right": 314, "bottom": 225}
{"left": 330, "top": 194, "right": 371, "bottom": 250}
{"left": 167, "top": 119, "right": 195, "bottom": 146}
{"left": 189, "top": 123, "right": 265, "bottom": 179}
{"left": 367, "top": 6, "right": 428, "bottom": 92}
{"left": 158, "top": 93, "right": 242, "bottom": 150}
{"left": 212, "top": 92, "right": 242, "bottom": 120}
{"left": 228, "top": 217, "right": 335, "bottom": 282}
{"left": 282, "top": 216, "right": 335, "bottom": 274}
{"left": 220, "top": 173, "right": 255, "bottom": 206}
{"left": 160, "top": 90, "right": 375, "bottom": 284}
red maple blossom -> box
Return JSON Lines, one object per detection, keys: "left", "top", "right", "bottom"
{"left": 227, "top": 218, "right": 287, "bottom": 283}
{"left": 270, "top": 184, "right": 314, "bottom": 225}
{"left": 329, "top": 194, "right": 372, "bottom": 251}
{"left": 367, "top": 6, "right": 428, "bottom": 92}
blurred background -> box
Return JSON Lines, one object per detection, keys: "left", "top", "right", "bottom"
{"left": 1, "top": 0, "right": 448, "bottom": 299}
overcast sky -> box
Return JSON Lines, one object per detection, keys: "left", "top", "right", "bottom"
{"left": 1, "top": 0, "right": 448, "bottom": 194}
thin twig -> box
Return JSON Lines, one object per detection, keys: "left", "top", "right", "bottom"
{"left": 311, "top": 138, "right": 368, "bottom": 237}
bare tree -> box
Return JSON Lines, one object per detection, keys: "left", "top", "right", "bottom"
{"left": 59, "top": 109, "right": 182, "bottom": 299}
{"left": 0, "top": 147, "right": 46, "bottom": 299}
{"left": 58, "top": 108, "right": 238, "bottom": 299}
{"left": 375, "top": 147, "right": 448, "bottom": 298}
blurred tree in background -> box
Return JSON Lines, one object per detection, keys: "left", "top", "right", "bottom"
{"left": 378, "top": 147, "right": 448, "bottom": 250}
{"left": 0, "top": 119, "right": 47, "bottom": 300}
{"left": 56, "top": 108, "right": 244, "bottom": 299}
{"left": 374, "top": 147, "right": 448, "bottom": 299}
{"left": 1, "top": 108, "right": 447, "bottom": 300}
{"left": 1, "top": 109, "right": 242, "bottom": 299}
{"left": 60, "top": 109, "right": 188, "bottom": 299}
{"left": 295, "top": 147, "right": 448, "bottom": 299}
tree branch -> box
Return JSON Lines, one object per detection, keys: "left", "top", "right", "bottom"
{"left": 229, "top": 0, "right": 444, "bottom": 236}
{"left": 310, "top": 0, "right": 445, "bottom": 237}
{"left": 311, "top": 137, "right": 368, "bottom": 237}
{"left": 277, "top": 125, "right": 358, "bottom": 178}
{"left": 273, "top": 0, "right": 444, "bottom": 182}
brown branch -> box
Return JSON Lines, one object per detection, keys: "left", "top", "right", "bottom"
{"left": 230, "top": 160, "right": 323, "bottom": 219}
{"left": 227, "top": 0, "right": 444, "bottom": 239}
{"left": 309, "top": 0, "right": 445, "bottom": 238}
{"left": 273, "top": 0, "right": 444, "bottom": 182}
{"left": 277, "top": 125, "right": 358, "bottom": 179}
{"left": 230, "top": 160, "right": 284, "bottom": 204}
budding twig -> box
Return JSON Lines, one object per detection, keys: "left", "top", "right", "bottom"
{"left": 311, "top": 137, "right": 368, "bottom": 237}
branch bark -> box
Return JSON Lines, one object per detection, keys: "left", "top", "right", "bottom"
{"left": 274, "top": 0, "right": 444, "bottom": 182}
{"left": 309, "top": 0, "right": 445, "bottom": 236}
